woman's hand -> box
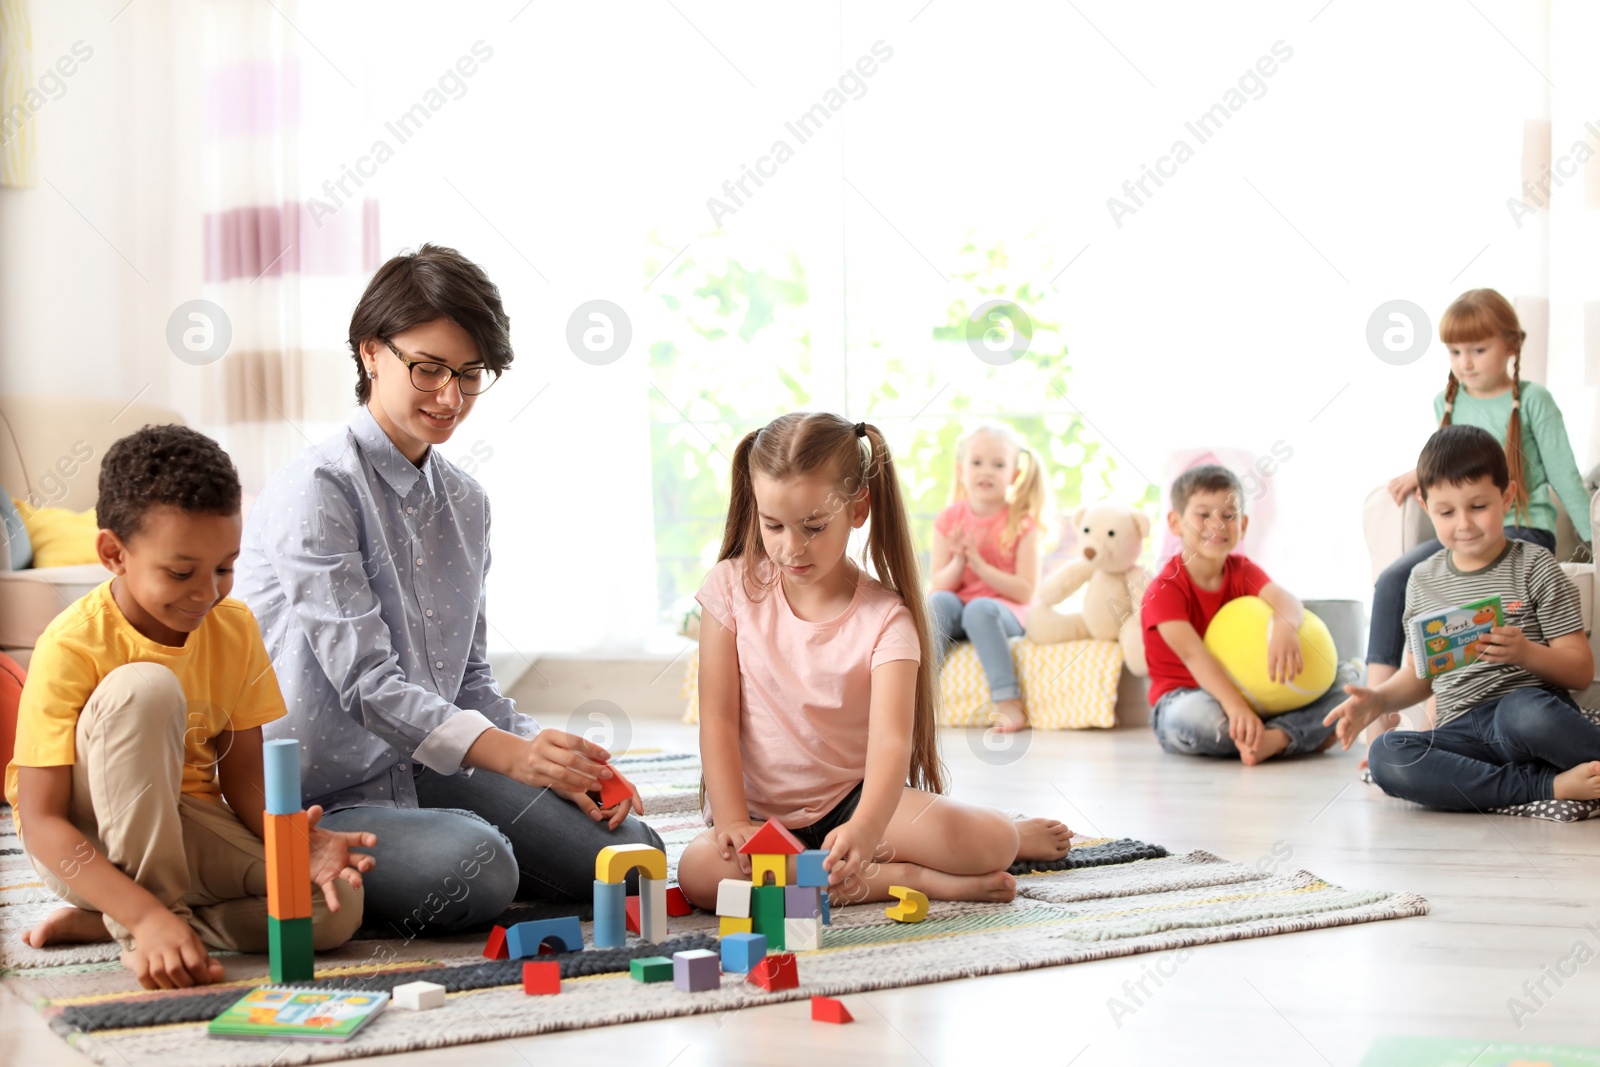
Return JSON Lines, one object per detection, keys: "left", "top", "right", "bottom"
{"left": 712, "top": 821, "right": 759, "bottom": 877}
{"left": 574, "top": 774, "right": 646, "bottom": 830}
{"left": 821, "top": 818, "right": 886, "bottom": 900}
{"left": 1387, "top": 469, "right": 1420, "bottom": 507}
{"left": 305, "top": 804, "right": 376, "bottom": 910}
{"left": 495, "top": 729, "right": 613, "bottom": 794}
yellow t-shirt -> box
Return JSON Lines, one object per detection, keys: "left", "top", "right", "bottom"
{"left": 4, "top": 582, "right": 287, "bottom": 828}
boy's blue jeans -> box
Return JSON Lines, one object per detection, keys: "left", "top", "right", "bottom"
{"left": 1151, "top": 662, "right": 1359, "bottom": 759}
{"left": 929, "top": 591, "right": 1023, "bottom": 702}
{"left": 1367, "top": 687, "right": 1600, "bottom": 810}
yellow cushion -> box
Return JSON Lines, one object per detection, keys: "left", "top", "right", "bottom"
{"left": 940, "top": 639, "right": 1122, "bottom": 730}
{"left": 679, "top": 637, "right": 1123, "bottom": 730}
{"left": 12, "top": 499, "right": 100, "bottom": 568}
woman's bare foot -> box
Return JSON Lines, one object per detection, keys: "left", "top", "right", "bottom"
{"left": 1552, "top": 761, "right": 1600, "bottom": 800}
{"left": 990, "top": 699, "right": 1028, "bottom": 733}
{"left": 23, "top": 906, "right": 110, "bottom": 948}
{"left": 1239, "top": 727, "right": 1290, "bottom": 766}
{"left": 912, "top": 867, "right": 1017, "bottom": 904}
{"left": 1015, "top": 817, "right": 1072, "bottom": 861}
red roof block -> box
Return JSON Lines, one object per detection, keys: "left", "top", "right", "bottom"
{"left": 738, "top": 821, "right": 804, "bottom": 856}
{"left": 811, "top": 995, "right": 853, "bottom": 1024}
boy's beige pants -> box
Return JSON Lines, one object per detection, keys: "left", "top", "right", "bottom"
{"left": 22, "top": 662, "right": 362, "bottom": 952}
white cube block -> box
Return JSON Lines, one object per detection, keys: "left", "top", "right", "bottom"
{"left": 640, "top": 875, "right": 668, "bottom": 943}
{"left": 784, "top": 916, "right": 822, "bottom": 951}
{"left": 392, "top": 980, "right": 446, "bottom": 1011}
{"left": 716, "top": 877, "right": 751, "bottom": 918}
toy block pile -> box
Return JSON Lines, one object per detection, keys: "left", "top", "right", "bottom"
{"left": 262, "top": 739, "right": 313, "bottom": 983}
{"left": 715, "top": 822, "right": 830, "bottom": 953}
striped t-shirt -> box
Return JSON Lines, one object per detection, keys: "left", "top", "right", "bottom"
{"left": 1403, "top": 539, "right": 1585, "bottom": 725}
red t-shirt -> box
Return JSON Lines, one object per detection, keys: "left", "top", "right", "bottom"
{"left": 1141, "top": 552, "right": 1272, "bottom": 703}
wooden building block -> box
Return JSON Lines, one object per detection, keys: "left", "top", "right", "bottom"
{"left": 746, "top": 952, "right": 797, "bottom": 992}
{"left": 665, "top": 886, "right": 693, "bottom": 916}
{"left": 393, "top": 981, "right": 446, "bottom": 1011}
{"left": 796, "top": 850, "right": 830, "bottom": 888}
{"left": 630, "top": 955, "right": 674, "bottom": 982}
{"left": 672, "top": 949, "right": 720, "bottom": 992}
{"left": 750, "top": 885, "right": 786, "bottom": 949}
{"left": 811, "top": 995, "right": 853, "bottom": 1024}
{"left": 592, "top": 879, "right": 627, "bottom": 948}
{"left": 262, "top": 738, "right": 302, "bottom": 815}
{"left": 521, "top": 960, "right": 560, "bottom": 995}
{"left": 263, "top": 811, "right": 312, "bottom": 921}
{"left": 594, "top": 843, "right": 667, "bottom": 884}
{"left": 719, "top": 916, "right": 753, "bottom": 937}
{"left": 268, "top": 915, "right": 313, "bottom": 983}
{"left": 784, "top": 885, "right": 820, "bottom": 919}
{"left": 505, "top": 916, "right": 584, "bottom": 958}
{"left": 716, "top": 878, "right": 751, "bottom": 918}
{"left": 482, "top": 925, "right": 508, "bottom": 960}
{"left": 639, "top": 875, "right": 668, "bottom": 943}
{"left": 885, "top": 885, "right": 929, "bottom": 923}
{"left": 719, "top": 932, "right": 767, "bottom": 973}
{"left": 784, "top": 915, "right": 821, "bottom": 951}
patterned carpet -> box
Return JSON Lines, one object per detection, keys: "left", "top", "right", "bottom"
{"left": 2, "top": 752, "right": 1429, "bottom": 1065}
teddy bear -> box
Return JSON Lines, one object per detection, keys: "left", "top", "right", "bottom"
{"left": 1026, "top": 501, "right": 1153, "bottom": 676}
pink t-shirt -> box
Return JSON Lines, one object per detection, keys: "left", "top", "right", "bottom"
{"left": 695, "top": 557, "right": 921, "bottom": 827}
{"left": 934, "top": 499, "right": 1036, "bottom": 623}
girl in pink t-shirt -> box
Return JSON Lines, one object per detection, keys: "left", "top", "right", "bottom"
{"left": 678, "top": 412, "right": 1071, "bottom": 911}
{"left": 929, "top": 424, "right": 1045, "bottom": 732}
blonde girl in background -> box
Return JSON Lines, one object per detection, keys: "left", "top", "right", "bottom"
{"left": 929, "top": 424, "right": 1047, "bottom": 732}
{"left": 1367, "top": 288, "right": 1593, "bottom": 732}
{"left": 677, "top": 413, "right": 1071, "bottom": 910}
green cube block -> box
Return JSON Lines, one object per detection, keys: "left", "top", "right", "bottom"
{"left": 750, "top": 885, "right": 786, "bottom": 950}
{"left": 630, "top": 955, "right": 674, "bottom": 983}
{"left": 268, "top": 915, "right": 314, "bottom": 983}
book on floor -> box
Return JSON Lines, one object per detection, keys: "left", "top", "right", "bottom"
{"left": 1411, "top": 595, "right": 1502, "bottom": 679}
{"left": 207, "top": 986, "right": 389, "bottom": 1042}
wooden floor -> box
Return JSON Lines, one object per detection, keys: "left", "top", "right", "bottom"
{"left": 6, "top": 704, "right": 1600, "bottom": 1066}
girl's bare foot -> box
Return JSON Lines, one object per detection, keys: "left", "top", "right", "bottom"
{"left": 1015, "top": 817, "right": 1072, "bottom": 861}
{"left": 23, "top": 906, "right": 110, "bottom": 948}
{"left": 1553, "top": 761, "right": 1600, "bottom": 800}
{"left": 991, "top": 699, "right": 1028, "bottom": 733}
{"left": 1239, "top": 727, "right": 1289, "bottom": 766}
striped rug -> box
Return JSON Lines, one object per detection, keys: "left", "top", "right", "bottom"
{"left": 2, "top": 753, "right": 1428, "bottom": 1065}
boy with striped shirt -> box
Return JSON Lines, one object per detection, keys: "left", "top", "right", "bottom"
{"left": 1326, "top": 425, "right": 1600, "bottom": 810}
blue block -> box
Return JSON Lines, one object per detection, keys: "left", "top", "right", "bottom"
{"left": 719, "top": 932, "right": 767, "bottom": 973}
{"left": 784, "top": 885, "right": 820, "bottom": 919}
{"left": 593, "top": 879, "right": 627, "bottom": 948}
{"left": 796, "top": 850, "right": 829, "bottom": 888}
{"left": 505, "top": 915, "right": 584, "bottom": 959}
{"left": 262, "top": 739, "right": 301, "bottom": 815}
{"left": 821, "top": 890, "right": 831, "bottom": 926}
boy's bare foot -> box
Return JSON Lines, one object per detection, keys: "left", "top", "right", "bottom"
{"left": 990, "top": 699, "right": 1028, "bottom": 733}
{"left": 914, "top": 868, "right": 1017, "bottom": 904}
{"left": 1239, "top": 727, "right": 1289, "bottom": 766}
{"left": 23, "top": 906, "right": 111, "bottom": 948}
{"left": 1015, "top": 817, "right": 1073, "bottom": 861}
{"left": 1552, "top": 761, "right": 1600, "bottom": 800}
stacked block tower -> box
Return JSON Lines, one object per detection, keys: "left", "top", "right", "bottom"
{"left": 592, "top": 843, "right": 669, "bottom": 948}
{"left": 262, "top": 738, "right": 313, "bottom": 983}
{"left": 714, "top": 822, "right": 830, "bottom": 953}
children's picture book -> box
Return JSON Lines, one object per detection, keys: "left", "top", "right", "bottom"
{"left": 208, "top": 986, "right": 389, "bottom": 1042}
{"left": 1411, "top": 595, "right": 1502, "bottom": 679}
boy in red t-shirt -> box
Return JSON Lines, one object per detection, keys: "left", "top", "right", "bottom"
{"left": 1141, "top": 465, "right": 1351, "bottom": 764}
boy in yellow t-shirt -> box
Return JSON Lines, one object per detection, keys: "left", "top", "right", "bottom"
{"left": 4, "top": 426, "right": 377, "bottom": 990}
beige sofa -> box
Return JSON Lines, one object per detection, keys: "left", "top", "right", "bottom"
{"left": 1361, "top": 483, "right": 1600, "bottom": 707}
{"left": 0, "top": 394, "right": 186, "bottom": 662}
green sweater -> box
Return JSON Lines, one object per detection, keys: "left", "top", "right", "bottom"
{"left": 1432, "top": 381, "right": 1593, "bottom": 542}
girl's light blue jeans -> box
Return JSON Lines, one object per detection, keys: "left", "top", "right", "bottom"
{"left": 929, "top": 591, "right": 1023, "bottom": 702}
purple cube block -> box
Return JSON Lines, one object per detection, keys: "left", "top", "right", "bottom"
{"left": 672, "top": 948, "right": 720, "bottom": 992}
{"left": 784, "top": 885, "right": 820, "bottom": 919}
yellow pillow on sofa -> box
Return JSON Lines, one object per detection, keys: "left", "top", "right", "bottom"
{"left": 940, "top": 638, "right": 1123, "bottom": 729}
{"left": 12, "top": 499, "right": 101, "bottom": 568}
